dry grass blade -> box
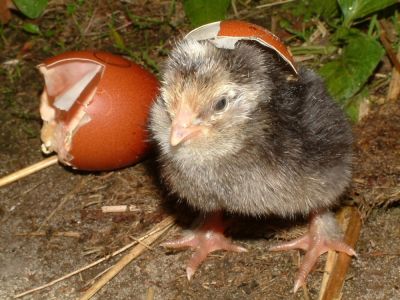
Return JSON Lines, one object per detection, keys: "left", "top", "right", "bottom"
{"left": 318, "top": 206, "right": 362, "bottom": 300}
{"left": 101, "top": 205, "right": 140, "bottom": 213}
{"left": 79, "top": 216, "right": 174, "bottom": 300}
{"left": 387, "top": 47, "right": 400, "bottom": 101}
{"left": 146, "top": 287, "right": 155, "bottom": 300}
{"left": 256, "top": 0, "right": 295, "bottom": 9}
{"left": 15, "top": 231, "right": 81, "bottom": 238}
{"left": 37, "top": 176, "right": 91, "bottom": 231}
{"left": 0, "top": 155, "right": 58, "bottom": 188}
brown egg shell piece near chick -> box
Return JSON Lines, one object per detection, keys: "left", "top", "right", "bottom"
{"left": 38, "top": 51, "right": 159, "bottom": 171}
{"left": 185, "top": 20, "right": 297, "bottom": 74}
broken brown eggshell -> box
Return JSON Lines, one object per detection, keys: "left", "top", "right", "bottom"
{"left": 39, "top": 51, "right": 159, "bottom": 171}
{"left": 185, "top": 20, "right": 298, "bottom": 74}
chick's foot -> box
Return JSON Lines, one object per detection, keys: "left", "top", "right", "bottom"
{"left": 162, "top": 212, "right": 247, "bottom": 280}
{"left": 269, "top": 211, "right": 356, "bottom": 293}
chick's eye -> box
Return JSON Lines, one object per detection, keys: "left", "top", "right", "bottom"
{"left": 214, "top": 98, "right": 227, "bottom": 112}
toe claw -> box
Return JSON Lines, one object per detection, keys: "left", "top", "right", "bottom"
{"left": 186, "top": 266, "right": 195, "bottom": 281}
{"left": 293, "top": 279, "right": 302, "bottom": 294}
{"left": 235, "top": 246, "right": 248, "bottom": 253}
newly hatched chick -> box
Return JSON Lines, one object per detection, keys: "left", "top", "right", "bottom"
{"left": 149, "top": 38, "right": 356, "bottom": 292}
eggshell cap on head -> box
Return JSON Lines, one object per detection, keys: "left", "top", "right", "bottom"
{"left": 39, "top": 51, "right": 159, "bottom": 171}
{"left": 185, "top": 20, "right": 297, "bottom": 74}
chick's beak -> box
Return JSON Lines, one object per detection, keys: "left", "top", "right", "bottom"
{"left": 170, "top": 104, "right": 204, "bottom": 146}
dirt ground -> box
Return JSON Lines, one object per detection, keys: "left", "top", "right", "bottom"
{"left": 1, "top": 1, "right": 399, "bottom": 300}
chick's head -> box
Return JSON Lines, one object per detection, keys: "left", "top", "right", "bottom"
{"left": 150, "top": 40, "right": 273, "bottom": 162}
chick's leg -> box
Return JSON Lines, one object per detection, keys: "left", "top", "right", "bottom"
{"left": 270, "top": 211, "right": 356, "bottom": 293}
{"left": 162, "top": 211, "right": 247, "bottom": 280}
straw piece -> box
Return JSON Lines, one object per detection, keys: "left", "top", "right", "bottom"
{"left": 15, "top": 231, "right": 81, "bottom": 238}
{"left": 145, "top": 287, "right": 155, "bottom": 300}
{"left": 79, "top": 216, "right": 174, "bottom": 300}
{"left": 14, "top": 216, "right": 174, "bottom": 299}
{"left": 0, "top": 155, "right": 58, "bottom": 188}
{"left": 101, "top": 205, "right": 140, "bottom": 213}
{"left": 379, "top": 23, "right": 400, "bottom": 73}
{"left": 318, "top": 206, "right": 362, "bottom": 300}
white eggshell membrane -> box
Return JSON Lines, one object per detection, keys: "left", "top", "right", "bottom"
{"left": 38, "top": 59, "right": 104, "bottom": 166}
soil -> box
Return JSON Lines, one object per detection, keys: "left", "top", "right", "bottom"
{"left": 0, "top": 1, "right": 399, "bottom": 300}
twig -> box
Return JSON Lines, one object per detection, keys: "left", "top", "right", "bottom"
{"left": 231, "top": 0, "right": 239, "bottom": 18}
{"left": 79, "top": 216, "right": 174, "bottom": 300}
{"left": 379, "top": 23, "right": 400, "bottom": 73}
{"left": 318, "top": 206, "right": 362, "bottom": 300}
{"left": 271, "top": 15, "right": 278, "bottom": 34}
{"left": 319, "top": 250, "right": 337, "bottom": 298}
{"left": 14, "top": 216, "right": 175, "bottom": 299}
{"left": 256, "top": 0, "right": 295, "bottom": 9}
{"left": 0, "top": 155, "right": 58, "bottom": 188}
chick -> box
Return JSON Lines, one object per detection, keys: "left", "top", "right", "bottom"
{"left": 149, "top": 38, "right": 356, "bottom": 292}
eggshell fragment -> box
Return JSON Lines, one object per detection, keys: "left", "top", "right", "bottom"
{"left": 38, "top": 51, "right": 159, "bottom": 171}
{"left": 185, "top": 20, "right": 297, "bottom": 74}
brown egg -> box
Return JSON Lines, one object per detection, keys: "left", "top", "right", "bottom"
{"left": 38, "top": 51, "right": 159, "bottom": 171}
{"left": 185, "top": 20, "right": 297, "bottom": 74}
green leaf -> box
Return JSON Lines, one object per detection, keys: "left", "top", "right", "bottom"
{"left": 22, "top": 23, "right": 41, "bottom": 34}
{"left": 109, "top": 27, "right": 126, "bottom": 50}
{"left": 44, "top": 29, "right": 55, "bottom": 38}
{"left": 338, "top": 0, "right": 398, "bottom": 27}
{"left": 345, "top": 86, "right": 369, "bottom": 122}
{"left": 183, "top": 0, "right": 230, "bottom": 27}
{"left": 66, "top": 3, "right": 77, "bottom": 16}
{"left": 283, "top": 0, "right": 339, "bottom": 20}
{"left": 310, "top": 0, "right": 339, "bottom": 18}
{"left": 318, "top": 30, "right": 384, "bottom": 105}
{"left": 13, "top": 0, "right": 48, "bottom": 19}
